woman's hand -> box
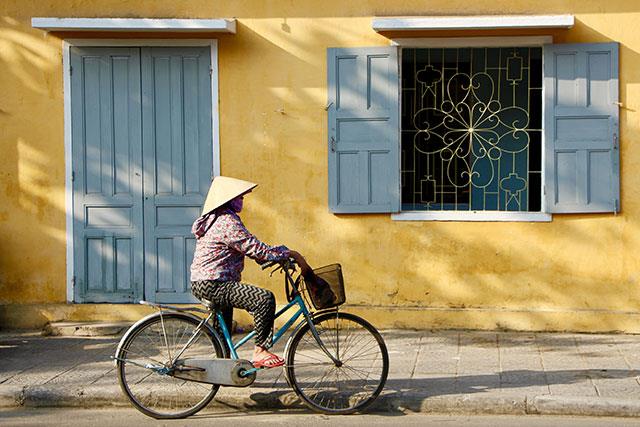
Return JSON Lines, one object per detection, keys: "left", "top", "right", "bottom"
{"left": 289, "top": 250, "right": 311, "bottom": 275}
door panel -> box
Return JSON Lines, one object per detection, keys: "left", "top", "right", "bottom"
{"left": 141, "top": 47, "right": 213, "bottom": 303}
{"left": 71, "top": 47, "right": 144, "bottom": 302}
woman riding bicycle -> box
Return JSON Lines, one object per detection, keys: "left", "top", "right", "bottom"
{"left": 190, "top": 176, "right": 311, "bottom": 369}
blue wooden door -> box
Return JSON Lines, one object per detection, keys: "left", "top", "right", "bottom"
{"left": 71, "top": 46, "right": 213, "bottom": 303}
{"left": 70, "top": 47, "right": 144, "bottom": 302}
{"left": 141, "top": 47, "right": 213, "bottom": 303}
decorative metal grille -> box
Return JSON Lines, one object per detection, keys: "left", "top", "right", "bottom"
{"left": 401, "top": 47, "right": 542, "bottom": 211}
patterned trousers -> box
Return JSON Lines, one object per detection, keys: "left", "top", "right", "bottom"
{"left": 191, "top": 280, "right": 276, "bottom": 348}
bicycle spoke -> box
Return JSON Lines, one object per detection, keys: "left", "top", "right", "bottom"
{"left": 295, "top": 349, "right": 333, "bottom": 364}
{"left": 119, "top": 346, "right": 166, "bottom": 367}
{"left": 307, "top": 365, "right": 337, "bottom": 392}
{"left": 342, "top": 364, "right": 374, "bottom": 382}
{"left": 339, "top": 330, "right": 371, "bottom": 360}
{"left": 343, "top": 347, "right": 383, "bottom": 364}
{"left": 287, "top": 362, "right": 333, "bottom": 367}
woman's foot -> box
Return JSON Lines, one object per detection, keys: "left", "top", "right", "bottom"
{"left": 252, "top": 346, "right": 285, "bottom": 368}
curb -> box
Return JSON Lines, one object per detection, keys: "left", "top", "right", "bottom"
{"left": 530, "top": 395, "right": 640, "bottom": 417}
{"left": 42, "top": 322, "right": 132, "bottom": 337}
{"left": 0, "top": 385, "right": 303, "bottom": 410}
{"left": 0, "top": 385, "right": 24, "bottom": 407}
{"left": 4, "top": 384, "right": 640, "bottom": 417}
{"left": 378, "top": 393, "right": 527, "bottom": 415}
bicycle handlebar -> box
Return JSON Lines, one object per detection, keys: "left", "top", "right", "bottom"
{"left": 260, "top": 258, "right": 297, "bottom": 271}
{"left": 260, "top": 258, "right": 300, "bottom": 302}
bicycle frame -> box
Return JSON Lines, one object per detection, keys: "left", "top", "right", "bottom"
{"left": 217, "top": 264, "right": 342, "bottom": 373}
{"left": 218, "top": 294, "right": 308, "bottom": 360}
{"left": 157, "top": 262, "right": 340, "bottom": 377}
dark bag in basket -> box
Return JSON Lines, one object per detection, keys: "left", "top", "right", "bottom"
{"left": 303, "top": 270, "right": 337, "bottom": 308}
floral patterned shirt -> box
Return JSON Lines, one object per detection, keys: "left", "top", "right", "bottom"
{"left": 190, "top": 208, "right": 290, "bottom": 282}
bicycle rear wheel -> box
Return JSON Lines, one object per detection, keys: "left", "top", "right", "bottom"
{"left": 116, "top": 312, "right": 225, "bottom": 419}
{"left": 285, "top": 311, "right": 389, "bottom": 414}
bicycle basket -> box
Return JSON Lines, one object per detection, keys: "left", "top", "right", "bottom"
{"left": 303, "top": 263, "right": 345, "bottom": 310}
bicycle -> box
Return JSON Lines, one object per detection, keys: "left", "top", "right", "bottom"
{"left": 113, "top": 260, "right": 389, "bottom": 418}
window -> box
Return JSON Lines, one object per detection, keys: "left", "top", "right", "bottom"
{"left": 327, "top": 42, "right": 619, "bottom": 219}
{"left": 401, "top": 47, "right": 542, "bottom": 212}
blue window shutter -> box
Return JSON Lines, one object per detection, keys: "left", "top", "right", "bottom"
{"left": 327, "top": 47, "right": 400, "bottom": 213}
{"left": 544, "top": 43, "right": 620, "bottom": 213}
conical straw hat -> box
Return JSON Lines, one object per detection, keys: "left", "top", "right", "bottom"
{"left": 201, "top": 176, "right": 257, "bottom": 216}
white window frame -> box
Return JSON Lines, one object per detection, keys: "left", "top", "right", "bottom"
{"left": 391, "top": 36, "right": 553, "bottom": 222}
{"left": 62, "top": 38, "right": 221, "bottom": 301}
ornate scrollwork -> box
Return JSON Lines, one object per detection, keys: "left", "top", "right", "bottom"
{"left": 402, "top": 48, "right": 542, "bottom": 211}
{"left": 413, "top": 71, "right": 530, "bottom": 191}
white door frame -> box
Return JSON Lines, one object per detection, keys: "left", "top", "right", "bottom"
{"left": 63, "top": 38, "right": 221, "bottom": 302}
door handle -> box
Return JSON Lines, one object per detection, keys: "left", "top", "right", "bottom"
{"left": 330, "top": 136, "right": 336, "bottom": 152}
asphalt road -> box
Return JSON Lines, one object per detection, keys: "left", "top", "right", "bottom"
{"left": 2, "top": 408, "right": 640, "bottom": 427}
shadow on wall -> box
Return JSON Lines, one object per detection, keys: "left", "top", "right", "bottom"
{"left": 228, "top": 19, "right": 640, "bottom": 332}
{"left": 18, "top": 0, "right": 634, "bottom": 19}
{"left": 0, "top": 15, "right": 66, "bottom": 303}
{"left": 1, "top": 7, "right": 640, "bottom": 333}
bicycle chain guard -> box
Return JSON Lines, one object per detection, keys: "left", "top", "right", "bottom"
{"left": 171, "top": 358, "right": 256, "bottom": 387}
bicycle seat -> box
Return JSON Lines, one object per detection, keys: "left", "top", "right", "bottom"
{"left": 198, "top": 298, "right": 218, "bottom": 311}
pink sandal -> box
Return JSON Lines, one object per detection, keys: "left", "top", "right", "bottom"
{"left": 252, "top": 353, "right": 285, "bottom": 368}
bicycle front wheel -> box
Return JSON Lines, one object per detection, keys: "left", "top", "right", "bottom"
{"left": 285, "top": 311, "right": 389, "bottom": 414}
{"left": 116, "top": 312, "right": 225, "bottom": 419}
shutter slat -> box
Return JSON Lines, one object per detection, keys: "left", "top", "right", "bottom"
{"left": 327, "top": 47, "right": 400, "bottom": 213}
{"left": 544, "top": 43, "right": 620, "bottom": 213}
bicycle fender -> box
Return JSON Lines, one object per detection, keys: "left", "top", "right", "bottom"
{"left": 114, "top": 311, "right": 226, "bottom": 366}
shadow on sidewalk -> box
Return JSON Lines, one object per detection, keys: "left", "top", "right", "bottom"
{"left": 383, "top": 368, "right": 639, "bottom": 396}
{"left": 219, "top": 368, "right": 640, "bottom": 415}
{"left": 382, "top": 330, "right": 639, "bottom": 349}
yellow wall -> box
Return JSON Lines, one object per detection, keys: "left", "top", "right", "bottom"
{"left": 2, "top": 1, "right": 640, "bottom": 331}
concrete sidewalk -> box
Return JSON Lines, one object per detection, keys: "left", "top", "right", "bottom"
{"left": 2, "top": 328, "right": 640, "bottom": 417}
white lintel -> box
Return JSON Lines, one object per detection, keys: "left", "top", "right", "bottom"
{"left": 372, "top": 15, "right": 574, "bottom": 32}
{"left": 31, "top": 17, "right": 237, "bottom": 33}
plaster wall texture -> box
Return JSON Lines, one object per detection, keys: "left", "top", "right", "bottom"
{"left": 1, "top": 1, "right": 640, "bottom": 331}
